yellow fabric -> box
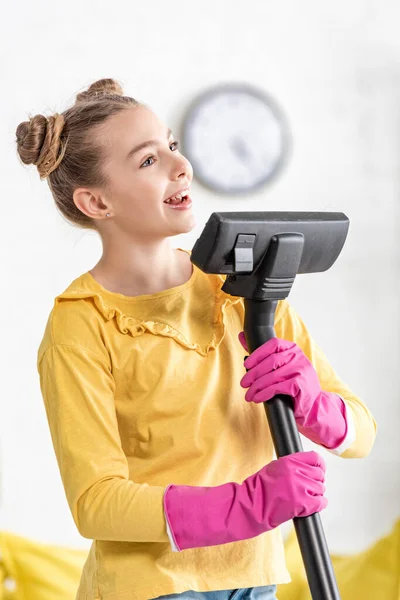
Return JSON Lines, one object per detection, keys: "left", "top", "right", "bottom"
{"left": 0, "top": 531, "right": 87, "bottom": 599}
{"left": 37, "top": 250, "right": 376, "bottom": 600}
{"left": 277, "top": 519, "right": 400, "bottom": 599}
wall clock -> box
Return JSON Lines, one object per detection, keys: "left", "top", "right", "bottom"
{"left": 181, "top": 83, "right": 290, "bottom": 195}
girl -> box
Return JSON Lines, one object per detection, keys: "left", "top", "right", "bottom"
{"left": 16, "top": 78, "right": 376, "bottom": 600}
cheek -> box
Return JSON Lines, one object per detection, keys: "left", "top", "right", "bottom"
{"left": 122, "top": 195, "right": 164, "bottom": 221}
{"left": 115, "top": 174, "right": 164, "bottom": 211}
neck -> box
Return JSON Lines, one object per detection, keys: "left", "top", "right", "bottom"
{"left": 90, "top": 237, "right": 191, "bottom": 297}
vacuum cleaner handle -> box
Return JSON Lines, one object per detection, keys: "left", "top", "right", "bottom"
{"left": 265, "top": 394, "right": 341, "bottom": 600}
{"left": 244, "top": 300, "right": 341, "bottom": 600}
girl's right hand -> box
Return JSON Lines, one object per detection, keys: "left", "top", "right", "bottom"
{"left": 164, "top": 450, "right": 327, "bottom": 552}
{"left": 248, "top": 450, "right": 328, "bottom": 529}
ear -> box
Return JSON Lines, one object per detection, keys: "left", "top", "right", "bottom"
{"left": 73, "top": 187, "right": 110, "bottom": 220}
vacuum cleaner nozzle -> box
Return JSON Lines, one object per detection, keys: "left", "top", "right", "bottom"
{"left": 191, "top": 212, "right": 349, "bottom": 300}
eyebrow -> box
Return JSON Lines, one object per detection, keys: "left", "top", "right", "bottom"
{"left": 126, "top": 128, "right": 173, "bottom": 160}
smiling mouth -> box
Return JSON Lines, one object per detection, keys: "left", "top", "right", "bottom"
{"left": 163, "top": 189, "right": 190, "bottom": 205}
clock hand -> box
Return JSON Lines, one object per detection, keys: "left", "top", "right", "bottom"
{"left": 229, "top": 137, "right": 251, "bottom": 162}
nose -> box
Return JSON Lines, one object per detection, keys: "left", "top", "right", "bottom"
{"left": 171, "top": 152, "right": 193, "bottom": 182}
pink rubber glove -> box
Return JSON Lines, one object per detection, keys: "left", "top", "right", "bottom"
{"left": 164, "top": 450, "right": 327, "bottom": 551}
{"left": 239, "top": 333, "right": 347, "bottom": 450}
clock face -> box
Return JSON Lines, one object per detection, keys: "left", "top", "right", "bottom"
{"left": 181, "top": 84, "right": 290, "bottom": 195}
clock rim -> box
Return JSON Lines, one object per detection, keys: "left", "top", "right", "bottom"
{"left": 180, "top": 82, "right": 291, "bottom": 195}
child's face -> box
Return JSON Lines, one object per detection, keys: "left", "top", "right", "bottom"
{"left": 92, "top": 104, "right": 195, "bottom": 239}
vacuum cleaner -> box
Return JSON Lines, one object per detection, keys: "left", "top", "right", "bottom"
{"left": 191, "top": 212, "right": 349, "bottom": 600}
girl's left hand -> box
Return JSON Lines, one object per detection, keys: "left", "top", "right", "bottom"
{"left": 238, "top": 332, "right": 347, "bottom": 449}
{"left": 238, "top": 332, "right": 321, "bottom": 419}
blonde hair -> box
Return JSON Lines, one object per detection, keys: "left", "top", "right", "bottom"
{"left": 16, "top": 78, "right": 140, "bottom": 230}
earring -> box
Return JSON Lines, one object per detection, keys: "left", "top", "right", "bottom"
{"left": 106, "top": 213, "right": 110, "bottom": 217}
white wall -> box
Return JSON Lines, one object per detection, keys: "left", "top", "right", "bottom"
{"left": 1, "top": 0, "right": 399, "bottom": 554}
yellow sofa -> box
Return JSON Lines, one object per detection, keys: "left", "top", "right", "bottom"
{"left": 0, "top": 520, "right": 399, "bottom": 599}
{"left": 0, "top": 531, "right": 87, "bottom": 600}
{"left": 277, "top": 519, "right": 400, "bottom": 600}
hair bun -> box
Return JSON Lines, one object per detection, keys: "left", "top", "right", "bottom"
{"left": 75, "top": 78, "right": 124, "bottom": 103}
{"left": 16, "top": 115, "right": 47, "bottom": 165}
{"left": 16, "top": 113, "right": 66, "bottom": 179}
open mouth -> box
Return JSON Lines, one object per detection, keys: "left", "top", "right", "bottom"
{"left": 163, "top": 189, "right": 190, "bottom": 206}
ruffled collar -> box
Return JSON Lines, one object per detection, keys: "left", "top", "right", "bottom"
{"left": 54, "top": 256, "right": 242, "bottom": 357}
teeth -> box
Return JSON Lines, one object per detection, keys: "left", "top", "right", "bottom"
{"left": 165, "top": 190, "right": 189, "bottom": 204}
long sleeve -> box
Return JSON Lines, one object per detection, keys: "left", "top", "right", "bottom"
{"left": 276, "top": 301, "right": 377, "bottom": 459}
{"left": 38, "top": 343, "right": 171, "bottom": 543}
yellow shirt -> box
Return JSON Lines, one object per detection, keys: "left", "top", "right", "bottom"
{"left": 37, "top": 251, "right": 376, "bottom": 600}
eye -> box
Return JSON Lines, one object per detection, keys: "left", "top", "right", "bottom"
{"left": 140, "top": 140, "right": 180, "bottom": 168}
{"left": 141, "top": 156, "right": 155, "bottom": 168}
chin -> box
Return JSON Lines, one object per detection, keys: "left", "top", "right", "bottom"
{"left": 174, "top": 216, "right": 196, "bottom": 235}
